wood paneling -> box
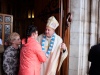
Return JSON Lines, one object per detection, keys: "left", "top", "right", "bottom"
{"left": 34, "top": 0, "right": 60, "bottom": 35}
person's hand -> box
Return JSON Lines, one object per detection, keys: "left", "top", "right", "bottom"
{"left": 61, "top": 43, "right": 66, "bottom": 52}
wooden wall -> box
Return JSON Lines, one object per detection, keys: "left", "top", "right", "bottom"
{"left": 0, "top": 0, "right": 61, "bottom": 38}
{"left": 34, "top": 0, "right": 60, "bottom": 35}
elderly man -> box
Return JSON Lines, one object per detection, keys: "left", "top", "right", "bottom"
{"left": 38, "top": 16, "right": 68, "bottom": 75}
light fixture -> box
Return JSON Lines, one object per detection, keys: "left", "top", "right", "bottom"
{"left": 28, "top": 10, "right": 31, "bottom": 18}
{"left": 28, "top": 10, "right": 34, "bottom": 18}
{"left": 32, "top": 10, "right": 34, "bottom": 18}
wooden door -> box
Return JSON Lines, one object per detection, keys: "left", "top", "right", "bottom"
{"left": 0, "top": 13, "right": 13, "bottom": 52}
{"left": 57, "top": 0, "right": 71, "bottom": 75}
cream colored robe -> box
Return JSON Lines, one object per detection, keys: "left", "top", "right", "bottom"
{"left": 37, "top": 33, "right": 68, "bottom": 75}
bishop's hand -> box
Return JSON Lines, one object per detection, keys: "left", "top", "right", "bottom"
{"left": 60, "top": 43, "right": 66, "bottom": 52}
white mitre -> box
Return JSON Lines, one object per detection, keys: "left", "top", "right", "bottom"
{"left": 46, "top": 16, "right": 59, "bottom": 30}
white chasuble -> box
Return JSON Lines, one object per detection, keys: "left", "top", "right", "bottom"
{"left": 37, "top": 34, "right": 68, "bottom": 75}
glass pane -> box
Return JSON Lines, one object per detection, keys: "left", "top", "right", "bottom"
{"left": 0, "top": 24, "right": 2, "bottom": 38}
{"left": 4, "top": 24, "right": 10, "bottom": 41}
{"left": 0, "top": 15, "right": 3, "bottom": 22}
{"left": 5, "top": 16, "right": 11, "bottom": 23}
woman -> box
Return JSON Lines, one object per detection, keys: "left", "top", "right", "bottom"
{"left": 19, "top": 25, "right": 46, "bottom": 75}
{"left": 3, "top": 32, "right": 21, "bottom": 75}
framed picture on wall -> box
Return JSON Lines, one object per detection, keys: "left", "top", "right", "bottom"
{"left": 0, "top": 15, "right": 3, "bottom": 22}
{"left": 5, "top": 16, "right": 11, "bottom": 23}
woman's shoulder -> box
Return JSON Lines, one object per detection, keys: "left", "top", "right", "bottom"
{"left": 4, "top": 46, "right": 14, "bottom": 54}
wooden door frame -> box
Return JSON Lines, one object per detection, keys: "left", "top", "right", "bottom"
{"left": 58, "top": 0, "right": 70, "bottom": 75}
{"left": 0, "top": 13, "right": 13, "bottom": 45}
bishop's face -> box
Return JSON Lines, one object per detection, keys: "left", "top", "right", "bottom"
{"left": 45, "top": 26, "right": 55, "bottom": 38}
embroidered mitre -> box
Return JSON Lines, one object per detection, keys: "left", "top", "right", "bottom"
{"left": 46, "top": 16, "right": 59, "bottom": 30}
